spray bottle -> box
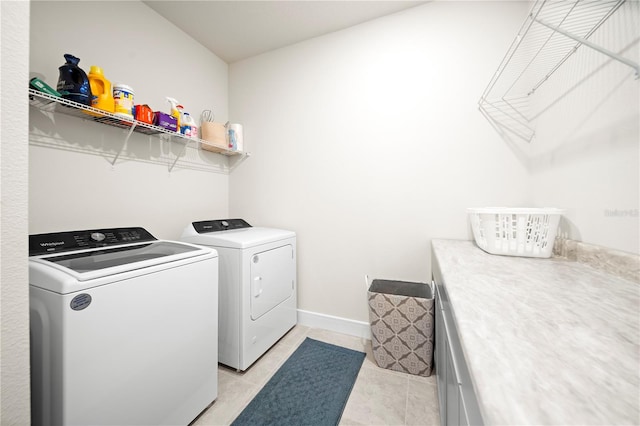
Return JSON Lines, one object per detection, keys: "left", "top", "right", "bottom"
{"left": 166, "top": 97, "right": 181, "bottom": 131}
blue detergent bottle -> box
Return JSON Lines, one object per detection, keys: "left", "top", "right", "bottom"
{"left": 57, "top": 54, "right": 92, "bottom": 106}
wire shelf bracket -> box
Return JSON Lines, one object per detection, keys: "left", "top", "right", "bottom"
{"left": 478, "top": 0, "right": 637, "bottom": 143}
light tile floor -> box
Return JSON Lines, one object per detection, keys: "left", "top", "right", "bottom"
{"left": 191, "top": 326, "right": 440, "bottom": 426}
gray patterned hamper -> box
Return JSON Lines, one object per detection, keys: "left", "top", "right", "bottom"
{"left": 367, "top": 279, "right": 434, "bottom": 376}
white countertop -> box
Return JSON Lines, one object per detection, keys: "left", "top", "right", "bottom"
{"left": 431, "top": 239, "right": 640, "bottom": 425}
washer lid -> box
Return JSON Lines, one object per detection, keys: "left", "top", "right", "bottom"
{"left": 182, "top": 225, "right": 295, "bottom": 249}
{"left": 30, "top": 240, "right": 213, "bottom": 285}
{"left": 39, "top": 241, "right": 199, "bottom": 273}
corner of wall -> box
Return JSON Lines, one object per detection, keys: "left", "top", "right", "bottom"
{"left": 1, "top": 1, "right": 31, "bottom": 424}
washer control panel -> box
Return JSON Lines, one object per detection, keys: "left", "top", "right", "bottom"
{"left": 192, "top": 219, "right": 252, "bottom": 234}
{"left": 29, "top": 227, "right": 156, "bottom": 255}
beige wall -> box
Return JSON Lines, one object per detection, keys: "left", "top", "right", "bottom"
{"left": 529, "top": 1, "right": 639, "bottom": 254}
{"left": 228, "top": 2, "right": 533, "bottom": 323}
{"left": 1, "top": 1, "right": 31, "bottom": 424}
{"left": 29, "top": 1, "right": 231, "bottom": 240}
{"left": 229, "top": 1, "right": 639, "bottom": 324}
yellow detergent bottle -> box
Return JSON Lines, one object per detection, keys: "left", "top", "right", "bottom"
{"left": 87, "top": 66, "right": 115, "bottom": 116}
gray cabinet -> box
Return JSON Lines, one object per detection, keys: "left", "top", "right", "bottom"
{"left": 433, "top": 251, "right": 483, "bottom": 426}
{"left": 435, "top": 293, "right": 446, "bottom": 418}
{"left": 459, "top": 388, "right": 470, "bottom": 426}
{"left": 445, "top": 337, "right": 460, "bottom": 426}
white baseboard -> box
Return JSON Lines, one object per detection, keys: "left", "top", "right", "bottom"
{"left": 297, "top": 309, "right": 371, "bottom": 340}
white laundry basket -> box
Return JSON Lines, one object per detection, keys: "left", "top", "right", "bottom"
{"left": 468, "top": 207, "right": 564, "bottom": 258}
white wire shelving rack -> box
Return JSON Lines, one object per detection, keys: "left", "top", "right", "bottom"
{"left": 28, "top": 88, "right": 248, "bottom": 172}
{"left": 478, "top": 0, "right": 638, "bottom": 143}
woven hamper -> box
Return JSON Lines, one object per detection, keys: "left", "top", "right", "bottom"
{"left": 367, "top": 279, "right": 434, "bottom": 376}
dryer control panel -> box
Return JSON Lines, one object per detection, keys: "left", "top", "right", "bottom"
{"left": 192, "top": 219, "right": 252, "bottom": 234}
{"left": 29, "top": 227, "right": 157, "bottom": 255}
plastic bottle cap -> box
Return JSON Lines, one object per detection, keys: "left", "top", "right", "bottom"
{"left": 89, "top": 66, "right": 103, "bottom": 75}
{"left": 113, "top": 83, "right": 134, "bottom": 94}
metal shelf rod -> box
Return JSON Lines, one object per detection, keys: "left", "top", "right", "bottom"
{"left": 112, "top": 122, "right": 137, "bottom": 166}
{"left": 168, "top": 137, "right": 190, "bottom": 172}
{"left": 534, "top": 16, "right": 639, "bottom": 78}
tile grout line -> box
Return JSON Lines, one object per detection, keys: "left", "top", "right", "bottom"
{"left": 404, "top": 374, "right": 410, "bottom": 426}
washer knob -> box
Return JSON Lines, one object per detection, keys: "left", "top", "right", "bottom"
{"left": 90, "top": 232, "right": 106, "bottom": 242}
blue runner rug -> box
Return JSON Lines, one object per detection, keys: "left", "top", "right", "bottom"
{"left": 231, "top": 337, "right": 365, "bottom": 426}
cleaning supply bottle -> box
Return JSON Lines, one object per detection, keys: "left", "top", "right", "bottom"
{"left": 189, "top": 113, "right": 199, "bottom": 138}
{"left": 113, "top": 84, "right": 135, "bottom": 118}
{"left": 87, "top": 66, "right": 115, "bottom": 115}
{"left": 179, "top": 110, "right": 190, "bottom": 136}
{"left": 182, "top": 112, "right": 198, "bottom": 138}
{"left": 177, "top": 104, "right": 186, "bottom": 134}
{"left": 166, "top": 97, "right": 181, "bottom": 131}
{"left": 57, "top": 54, "right": 92, "bottom": 105}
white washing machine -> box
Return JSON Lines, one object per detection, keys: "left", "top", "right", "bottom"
{"left": 181, "top": 219, "right": 297, "bottom": 371}
{"left": 29, "top": 227, "right": 219, "bottom": 426}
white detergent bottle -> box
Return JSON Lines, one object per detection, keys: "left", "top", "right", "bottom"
{"left": 182, "top": 112, "right": 198, "bottom": 138}
{"left": 183, "top": 112, "right": 198, "bottom": 139}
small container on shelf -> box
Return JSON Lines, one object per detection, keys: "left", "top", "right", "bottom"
{"left": 88, "top": 66, "right": 115, "bottom": 116}
{"left": 134, "top": 104, "right": 154, "bottom": 125}
{"left": 154, "top": 111, "right": 177, "bottom": 132}
{"left": 181, "top": 112, "right": 198, "bottom": 138}
{"left": 200, "top": 121, "right": 228, "bottom": 152}
{"left": 113, "top": 83, "right": 135, "bottom": 118}
{"left": 30, "top": 77, "right": 61, "bottom": 97}
{"left": 57, "top": 54, "right": 92, "bottom": 106}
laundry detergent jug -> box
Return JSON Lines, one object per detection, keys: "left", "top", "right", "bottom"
{"left": 57, "top": 54, "right": 92, "bottom": 106}
{"left": 88, "top": 65, "right": 115, "bottom": 114}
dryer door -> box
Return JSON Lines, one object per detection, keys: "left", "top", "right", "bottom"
{"left": 250, "top": 244, "right": 295, "bottom": 320}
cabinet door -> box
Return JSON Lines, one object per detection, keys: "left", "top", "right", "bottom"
{"left": 435, "top": 287, "right": 447, "bottom": 425}
{"left": 445, "top": 338, "right": 460, "bottom": 426}
{"left": 432, "top": 246, "right": 484, "bottom": 426}
{"left": 459, "top": 387, "right": 470, "bottom": 426}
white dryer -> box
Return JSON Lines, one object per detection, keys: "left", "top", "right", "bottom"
{"left": 29, "top": 227, "right": 218, "bottom": 426}
{"left": 181, "top": 219, "right": 297, "bottom": 371}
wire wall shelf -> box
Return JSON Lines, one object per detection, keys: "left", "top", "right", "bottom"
{"left": 28, "top": 88, "right": 247, "bottom": 172}
{"left": 478, "top": 0, "right": 638, "bottom": 143}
